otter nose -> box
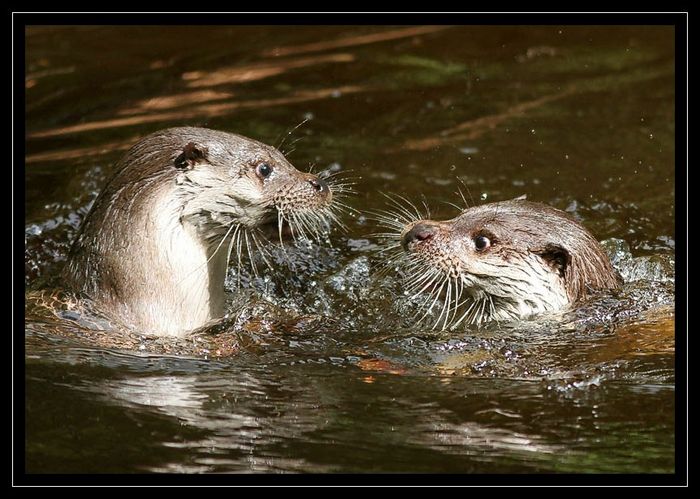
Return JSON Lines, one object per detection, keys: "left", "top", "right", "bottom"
{"left": 401, "top": 222, "right": 437, "bottom": 251}
{"left": 308, "top": 177, "right": 329, "bottom": 194}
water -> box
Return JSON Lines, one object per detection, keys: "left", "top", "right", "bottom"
{"left": 23, "top": 25, "right": 677, "bottom": 476}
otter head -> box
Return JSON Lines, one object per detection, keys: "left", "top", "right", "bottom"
{"left": 167, "top": 128, "right": 334, "bottom": 245}
{"left": 381, "top": 199, "right": 621, "bottom": 329}
{"left": 63, "top": 127, "right": 344, "bottom": 337}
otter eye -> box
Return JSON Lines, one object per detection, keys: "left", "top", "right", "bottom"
{"left": 474, "top": 235, "right": 491, "bottom": 251}
{"left": 256, "top": 163, "right": 273, "bottom": 179}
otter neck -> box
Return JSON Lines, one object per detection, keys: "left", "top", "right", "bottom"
{"left": 140, "top": 193, "right": 229, "bottom": 336}
{"left": 78, "top": 187, "right": 230, "bottom": 338}
{"left": 459, "top": 254, "right": 571, "bottom": 325}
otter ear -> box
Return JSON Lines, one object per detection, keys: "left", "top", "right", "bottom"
{"left": 534, "top": 244, "right": 571, "bottom": 278}
{"left": 174, "top": 142, "right": 207, "bottom": 170}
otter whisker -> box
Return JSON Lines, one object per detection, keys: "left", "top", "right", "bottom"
{"left": 388, "top": 192, "right": 427, "bottom": 221}
{"left": 404, "top": 272, "right": 435, "bottom": 296}
{"left": 380, "top": 195, "right": 418, "bottom": 223}
{"left": 451, "top": 296, "right": 478, "bottom": 329}
{"left": 369, "top": 231, "right": 402, "bottom": 241}
{"left": 455, "top": 178, "right": 475, "bottom": 209}
{"left": 243, "top": 230, "right": 260, "bottom": 278}
{"left": 250, "top": 229, "right": 274, "bottom": 272}
{"left": 371, "top": 221, "right": 407, "bottom": 235}
{"left": 372, "top": 205, "right": 416, "bottom": 221}
{"left": 328, "top": 196, "right": 357, "bottom": 214}
{"left": 434, "top": 278, "right": 452, "bottom": 331}
{"left": 324, "top": 179, "right": 358, "bottom": 189}
{"left": 373, "top": 242, "right": 402, "bottom": 256}
{"left": 372, "top": 249, "right": 406, "bottom": 277}
{"left": 448, "top": 276, "right": 463, "bottom": 326}
{"left": 415, "top": 277, "right": 447, "bottom": 325}
{"left": 225, "top": 227, "right": 236, "bottom": 266}
{"left": 287, "top": 211, "right": 309, "bottom": 242}
{"left": 372, "top": 216, "right": 410, "bottom": 231}
{"left": 478, "top": 297, "right": 488, "bottom": 324}
{"left": 369, "top": 211, "right": 415, "bottom": 234}
{"left": 277, "top": 117, "right": 310, "bottom": 153}
{"left": 383, "top": 195, "right": 425, "bottom": 224}
{"left": 277, "top": 209, "right": 287, "bottom": 249}
{"left": 281, "top": 136, "right": 306, "bottom": 157}
{"left": 318, "top": 168, "right": 356, "bottom": 180}
{"left": 172, "top": 219, "right": 238, "bottom": 291}
{"left": 207, "top": 221, "right": 238, "bottom": 265}
{"left": 319, "top": 170, "right": 360, "bottom": 189}
{"left": 405, "top": 267, "right": 441, "bottom": 297}
{"left": 329, "top": 199, "right": 358, "bottom": 214}
{"left": 321, "top": 208, "right": 347, "bottom": 233}
{"left": 420, "top": 198, "right": 432, "bottom": 220}
{"left": 442, "top": 200, "right": 465, "bottom": 212}
{"left": 324, "top": 183, "right": 359, "bottom": 198}
{"left": 306, "top": 209, "right": 333, "bottom": 238}
{"left": 371, "top": 206, "right": 420, "bottom": 227}
{"left": 234, "top": 225, "right": 245, "bottom": 288}
{"left": 327, "top": 205, "right": 351, "bottom": 227}
{"left": 294, "top": 212, "right": 318, "bottom": 242}
{"left": 487, "top": 294, "right": 496, "bottom": 323}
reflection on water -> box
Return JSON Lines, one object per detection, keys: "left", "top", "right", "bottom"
{"left": 24, "top": 24, "right": 677, "bottom": 475}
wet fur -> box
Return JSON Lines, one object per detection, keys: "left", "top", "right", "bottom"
{"left": 377, "top": 199, "right": 622, "bottom": 328}
{"left": 63, "top": 127, "right": 336, "bottom": 337}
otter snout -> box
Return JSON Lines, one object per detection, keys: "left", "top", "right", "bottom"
{"left": 401, "top": 222, "right": 438, "bottom": 251}
{"left": 299, "top": 173, "right": 332, "bottom": 203}
{"left": 308, "top": 177, "right": 329, "bottom": 194}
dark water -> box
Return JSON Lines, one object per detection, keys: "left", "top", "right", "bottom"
{"left": 23, "top": 25, "right": 677, "bottom": 477}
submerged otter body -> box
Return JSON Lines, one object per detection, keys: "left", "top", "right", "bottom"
{"left": 63, "top": 127, "right": 336, "bottom": 337}
{"left": 382, "top": 199, "right": 621, "bottom": 328}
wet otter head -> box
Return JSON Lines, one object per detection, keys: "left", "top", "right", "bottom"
{"left": 377, "top": 198, "right": 621, "bottom": 329}
{"left": 63, "top": 127, "right": 347, "bottom": 337}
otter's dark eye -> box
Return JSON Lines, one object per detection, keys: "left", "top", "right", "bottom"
{"left": 474, "top": 235, "right": 491, "bottom": 251}
{"left": 256, "top": 163, "right": 273, "bottom": 179}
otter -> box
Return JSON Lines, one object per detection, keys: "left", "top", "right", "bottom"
{"left": 376, "top": 198, "right": 622, "bottom": 329}
{"left": 62, "top": 127, "right": 340, "bottom": 337}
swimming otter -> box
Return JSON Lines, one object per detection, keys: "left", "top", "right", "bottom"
{"left": 62, "top": 127, "right": 342, "bottom": 337}
{"left": 376, "top": 198, "right": 622, "bottom": 329}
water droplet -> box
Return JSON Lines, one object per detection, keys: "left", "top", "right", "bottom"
{"left": 459, "top": 147, "right": 479, "bottom": 155}
{"left": 480, "top": 192, "right": 488, "bottom": 201}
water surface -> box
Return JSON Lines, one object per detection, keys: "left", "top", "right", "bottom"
{"left": 24, "top": 24, "right": 676, "bottom": 477}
